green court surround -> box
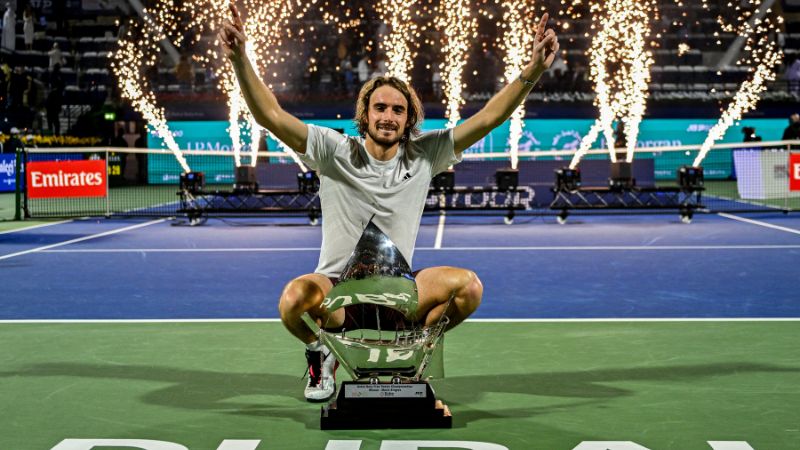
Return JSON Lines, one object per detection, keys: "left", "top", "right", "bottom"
{"left": 1, "top": 322, "right": 798, "bottom": 450}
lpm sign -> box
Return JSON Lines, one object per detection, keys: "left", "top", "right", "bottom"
{"left": 790, "top": 153, "right": 800, "bottom": 191}
{"left": 27, "top": 160, "right": 107, "bottom": 198}
{"left": 0, "top": 154, "right": 20, "bottom": 193}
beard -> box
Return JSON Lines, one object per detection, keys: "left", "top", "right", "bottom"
{"left": 367, "top": 125, "right": 403, "bottom": 146}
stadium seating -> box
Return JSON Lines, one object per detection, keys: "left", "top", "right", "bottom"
{"left": 0, "top": 0, "right": 796, "bottom": 135}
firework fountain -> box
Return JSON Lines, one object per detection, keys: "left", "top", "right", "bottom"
{"left": 376, "top": 0, "right": 418, "bottom": 82}
{"left": 435, "top": 0, "right": 478, "bottom": 128}
{"left": 692, "top": 0, "right": 783, "bottom": 166}
{"left": 498, "top": 0, "right": 538, "bottom": 169}
{"left": 112, "top": 0, "right": 304, "bottom": 172}
{"left": 177, "top": 0, "right": 297, "bottom": 169}
{"left": 113, "top": 0, "right": 783, "bottom": 177}
{"left": 568, "top": 0, "right": 656, "bottom": 169}
{"left": 111, "top": 13, "right": 191, "bottom": 173}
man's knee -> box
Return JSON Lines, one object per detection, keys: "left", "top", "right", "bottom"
{"left": 279, "top": 277, "right": 325, "bottom": 316}
{"left": 459, "top": 270, "right": 483, "bottom": 313}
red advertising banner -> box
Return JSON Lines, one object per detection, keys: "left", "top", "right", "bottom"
{"left": 27, "top": 160, "right": 107, "bottom": 198}
{"left": 791, "top": 153, "right": 800, "bottom": 192}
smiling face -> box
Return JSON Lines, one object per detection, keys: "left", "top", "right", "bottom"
{"left": 366, "top": 85, "right": 409, "bottom": 148}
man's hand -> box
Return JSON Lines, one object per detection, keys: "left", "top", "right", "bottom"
{"left": 452, "top": 12, "right": 561, "bottom": 153}
{"left": 218, "top": 4, "right": 247, "bottom": 62}
{"left": 522, "top": 13, "right": 560, "bottom": 80}
{"left": 215, "top": 3, "right": 308, "bottom": 153}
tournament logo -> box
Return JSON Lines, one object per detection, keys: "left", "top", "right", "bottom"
{"left": 552, "top": 130, "right": 583, "bottom": 151}
{"left": 517, "top": 130, "right": 541, "bottom": 152}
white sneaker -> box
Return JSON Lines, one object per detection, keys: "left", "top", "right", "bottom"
{"left": 304, "top": 345, "right": 338, "bottom": 402}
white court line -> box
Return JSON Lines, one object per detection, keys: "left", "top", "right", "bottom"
{"left": 420, "top": 245, "right": 800, "bottom": 251}
{"left": 712, "top": 195, "right": 784, "bottom": 210}
{"left": 0, "top": 218, "right": 168, "bottom": 261}
{"left": 0, "top": 219, "right": 73, "bottom": 235}
{"left": 467, "top": 318, "right": 800, "bottom": 323}
{"left": 718, "top": 212, "right": 800, "bottom": 236}
{"left": 434, "top": 212, "right": 446, "bottom": 249}
{"left": 42, "top": 247, "right": 321, "bottom": 253}
{"left": 0, "top": 319, "right": 283, "bottom": 324}
{"left": 39, "top": 244, "right": 800, "bottom": 253}
{"left": 0, "top": 317, "right": 798, "bottom": 324}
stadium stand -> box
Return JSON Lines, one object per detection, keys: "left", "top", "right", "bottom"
{"left": 0, "top": 0, "right": 797, "bottom": 138}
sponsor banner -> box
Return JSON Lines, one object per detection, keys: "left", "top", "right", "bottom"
{"left": 791, "top": 153, "right": 800, "bottom": 192}
{"left": 146, "top": 121, "right": 237, "bottom": 185}
{"left": 0, "top": 154, "right": 22, "bottom": 193}
{"left": 146, "top": 119, "right": 787, "bottom": 184}
{"left": 734, "top": 151, "right": 800, "bottom": 199}
{"left": 27, "top": 160, "right": 107, "bottom": 199}
{"left": 147, "top": 154, "right": 236, "bottom": 185}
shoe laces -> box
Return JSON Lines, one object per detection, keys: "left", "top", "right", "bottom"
{"left": 303, "top": 349, "right": 323, "bottom": 387}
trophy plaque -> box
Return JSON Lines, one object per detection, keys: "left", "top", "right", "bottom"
{"left": 302, "top": 220, "right": 452, "bottom": 429}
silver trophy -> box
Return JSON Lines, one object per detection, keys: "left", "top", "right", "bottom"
{"left": 302, "top": 220, "right": 452, "bottom": 429}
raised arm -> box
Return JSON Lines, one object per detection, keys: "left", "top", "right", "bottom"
{"left": 219, "top": 4, "right": 308, "bottom": 153}
{"left": 452, "top": 13, "right": 559, "bottom": 154}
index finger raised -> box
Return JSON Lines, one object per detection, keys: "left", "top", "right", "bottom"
{"left": 229, "top": 3, "right": 243, "bottom": 29}
{"left": 535, "top": 13, "right": 549, "bottom": 41}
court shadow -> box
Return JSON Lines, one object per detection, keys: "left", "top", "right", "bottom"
{"left": 0, "top": 362, "right": 317, "bottom": 429}
{"left": 0, "top": 260, "right": 30, "bottom": 268}
{"left": 2, "top": 360, "right": 797, "bottom": 429}
{"left": 433, "top": 361, "right": 800, "bottom": 427}
{"left": 0, "top": 233, "right": 89, "bottom": 244}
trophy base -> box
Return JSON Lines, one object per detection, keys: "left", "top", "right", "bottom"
{"left": 320, "top": 381, "right": 452, "bottom": 430}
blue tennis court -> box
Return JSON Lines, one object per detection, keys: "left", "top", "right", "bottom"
{"left": 2, "top": 212, "right": 799, "bottom": 450}
{"left": 2, "top": 212, "right": 799, "bottom": 320}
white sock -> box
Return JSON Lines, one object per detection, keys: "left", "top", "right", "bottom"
{"left": 306, "top": 340, "right": 323, "bottom": 351}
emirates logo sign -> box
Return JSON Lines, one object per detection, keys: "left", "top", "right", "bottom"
{"left": 791, "top": 153, "right": 800, "bottom": 192}
{"left": 27, "top": 160, "right": 107, "bottom": 199}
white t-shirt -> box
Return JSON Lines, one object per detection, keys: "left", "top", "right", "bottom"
{"left": 298, "top": 124, "right": 461, "bottom": 277}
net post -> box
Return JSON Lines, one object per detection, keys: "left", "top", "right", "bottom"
{"left": 786, "top": 143, "right": 791, "bottom": 213}
{"left": 22, "top": 147, "right": 29, "bottom": 218}
{"left": 13, "top": 144, "right": 23, "bottom": 221}
{"left": 105, "top": 147, "right": 110, "bottom": 217}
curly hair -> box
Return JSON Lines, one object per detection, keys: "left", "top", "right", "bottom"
{"left": 354, "top": 76, "right": 424, "bottom": 143}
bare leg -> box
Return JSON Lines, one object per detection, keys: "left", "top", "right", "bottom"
{"left": 278, "top": 273, "right": 344, "bottom": 344}
{"left": 415, "top": 266, "right": 483, "bottom": 330}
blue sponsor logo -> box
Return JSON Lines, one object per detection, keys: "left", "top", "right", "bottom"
{"left": 0, "top": 154, "right": 23, "bottom": 192}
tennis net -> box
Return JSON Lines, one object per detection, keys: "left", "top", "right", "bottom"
{"left": 13, "top": 140, "right": 800, "bottom": 219}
